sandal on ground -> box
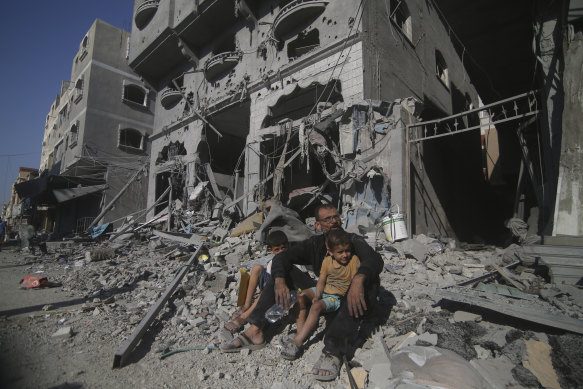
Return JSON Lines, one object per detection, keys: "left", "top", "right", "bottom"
{"left": 311, "top": 351, "right": 342, "bottom": 381}
{"left": 220, "top": 333, "right": 265, "bottom": 353}
{"left": 280, "top": 341, "right": 301, "bottom": 360}
{"left": 224, "top": 315, "right": 248, "bottom": 333}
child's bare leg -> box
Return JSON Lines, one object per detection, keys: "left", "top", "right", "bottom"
{"left": 239, "top": 291, "right": 261, "bottom": 321}
{"left": 243, "top": 265, "right": 263, "bottom": 310}
{"left": 296, "top": 289, "right": 315, "bottom": 333}
{"left": 292, "top": 300, "right": 326, "bottom": 347}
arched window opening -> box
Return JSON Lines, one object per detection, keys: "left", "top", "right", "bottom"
{"left": 74, "top": 77, "right": 84, "bottom": 103}
{"left": 390, "top": 0, "right": 412, "bottom": 41}
{"left": 69, "top": 122, "right": 79, "bottom": 147}
{"left": 118, "top": 128, "right": 145, "bottom": 151}
{"left": 435, "top": 50, "right": 449, "bottom": 88}
{"left": 123, "top": 83, "right": 148, "bottom": 107}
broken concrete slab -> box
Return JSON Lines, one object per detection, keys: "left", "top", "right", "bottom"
{"left": 436, "top": 288, "right": 583, "bottom": 335}
{"left": 85, "top": 248, "right": 116, "bottom": 262}
{"left": 470, "top": 356, "right": 526, "bottom": 389}
{"left": 452, "top": 310, "right": 482, "bottom": 323}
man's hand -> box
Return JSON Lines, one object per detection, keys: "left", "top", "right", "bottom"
{"left": 312, "top": 295, "right": 321, "bottom": 304}
{"left": 274, "top": 277, "right": 290, "bottom": 309}
{"left": 347, "top": 274, "right": 366, "bottom": 318}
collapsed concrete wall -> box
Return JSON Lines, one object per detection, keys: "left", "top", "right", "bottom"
{"left": 132, "top": 0, "right": 477, "bottom": 238}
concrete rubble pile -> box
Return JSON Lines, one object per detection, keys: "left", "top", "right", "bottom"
{"left": 7, "top": 204, "right": 582, "bottom": 389}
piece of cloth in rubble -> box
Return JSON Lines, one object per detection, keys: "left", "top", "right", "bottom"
{"left": 343, "top": 172, "right": 390, "bottom": 233}
{"left": 20, "top": 275, "right": 62, "bottom": 288}
{"left": 257, "top": 202, "right": 314, "bottom": 244}
{"left": 390, "top": 345, "right": 489, "bottom": 389}
{"left": 90, "top": 223, "right": 111, "bottom": 239}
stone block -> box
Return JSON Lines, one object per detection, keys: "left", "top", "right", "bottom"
{"left": 52, "top": 326, "right": 72, "bottom": 338}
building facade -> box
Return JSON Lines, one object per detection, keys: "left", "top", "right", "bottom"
{"left": 36, "top": 19, "right": 155, "bottom": 234}
{"left": 128, "top": 0, "right": 479, "bottom": 238}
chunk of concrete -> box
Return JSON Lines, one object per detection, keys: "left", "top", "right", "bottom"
{"left": 369, "top": 363, "right": 393, "bottom": 388}
{"left": 401, "top": 239, "right": 429, "bottom": 262}
{"left": 52, "top": 326, "right": 72, "bottom": 338}
{"left": 453, "top": 310, "right": 482, "bottom": 323}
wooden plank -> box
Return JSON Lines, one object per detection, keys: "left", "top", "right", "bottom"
{"left": 435, "top": 289, "right": 583, "bottom": 335}
{"left": 493, "top": 264, "right": 526, "bottom": 291}
{"left": 451, "top": 261, "right": 520, "bottom": 287}
{"left": 112, "top": 245, "right": 204, "bottom": 368}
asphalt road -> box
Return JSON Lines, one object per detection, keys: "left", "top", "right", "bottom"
{"left": 0, "top": 245, "right": 85, "bottom": 319}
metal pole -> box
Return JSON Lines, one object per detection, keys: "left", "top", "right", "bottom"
{"left": 112, "top": 245, "right": 204, "bottom": 368}
{"left": 167, "top": 177, "right": 172, "bottom": 232}
{"left": 88, "top": 165, "right": 146, "bottom": 230}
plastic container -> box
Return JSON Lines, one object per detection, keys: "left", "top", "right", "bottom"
{"left": 382, "top": 204, "right": 408, "bottom": 242}
{"left": 265, "top": 290, "right": 298, "bottom": 323}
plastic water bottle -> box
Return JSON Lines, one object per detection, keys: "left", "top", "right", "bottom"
{"left": 265, "top": 290, "right": 298, "bottom": 323}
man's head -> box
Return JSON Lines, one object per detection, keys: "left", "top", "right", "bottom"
{"left": 326, "top": 229, "right": 352, "bottom": 266}
{"left": 266, "top": 230, "right": 289, "bottom": 255}
{"left": 314, "top": 204, "right": 342, "bottom": 233}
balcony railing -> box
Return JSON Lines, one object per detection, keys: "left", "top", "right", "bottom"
{"left": 273, "top": 0, "right": 328, "bottom": 39}
{"left": 160, "top": 87, "right": 184, "bottom": 109}
{"left": 135, "top": 0, "right": 160, "bottom": 29}
{"left": 204, "top": 51, "right": 243, "bottom": 80}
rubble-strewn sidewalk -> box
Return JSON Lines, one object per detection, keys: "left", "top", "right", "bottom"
{"left": 1, "top": 228, "right": 582, "bottom": 388}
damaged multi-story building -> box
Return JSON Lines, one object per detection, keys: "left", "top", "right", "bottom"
{"left": 129, "top": 0, "right": 488, "bottom": 241}
{"left": 18, "top": 19, "right": 155, "bottom": 235}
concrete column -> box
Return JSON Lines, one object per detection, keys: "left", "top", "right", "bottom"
{"left": 553, "top": 32, "right": 583, "bottom": 235}
{"left": 535, "top": 1, "right": 565, "bottom": 234}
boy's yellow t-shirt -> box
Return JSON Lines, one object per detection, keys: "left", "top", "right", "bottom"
{"left": 320, "top": 255, "right": 360, "bottom": 296}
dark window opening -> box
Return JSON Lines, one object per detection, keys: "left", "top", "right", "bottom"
{"left": 288, "top": 29, "right": 320, "bottom": 59}
{"left": 212, "top": 35, "right": 236, "bottom": 55}
{"left": 279, "top": 0, "right": 294, "bottom": 8}
{"left": 123, "top": 84, "right": 147, "bottom": 106}
{"left": 119, "top": 128, "right": 144, "bottom": 150}
{"left": 390, "top": 0, "right": 412, "bottom": 41}
{"left": 155, "top": 171, "right": 185, "bottom": 215}
{"left": 69, "top": 123, "right": 79, "bottom": 147}
{"left": 157, "top": 141, "right": 186, "bottom": 164}
{"left": 435, "top": 50, "right": 449, "bottom": 88}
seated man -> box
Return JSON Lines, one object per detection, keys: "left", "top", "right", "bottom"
{"left": 220, "top": 204, "right": 383, "bottom": 381}
{"left": 281, "top": 229, "right": 360, "bottom": 360}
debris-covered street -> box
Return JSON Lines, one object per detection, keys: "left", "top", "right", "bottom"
{"left": 2, "top": 1, "right": 583, "bottom": 388}
{"left": 1, "top": 211, "right": 582, "bottom": 388}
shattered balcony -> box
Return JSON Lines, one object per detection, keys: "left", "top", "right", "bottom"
{"left": 273, "top": 0, "right": 328, "bottom": 39}
{"left": 134, "top": 0, "right": 160, "bottom": 29}
{"left": 204, "top": 51, "right": 242, "bottom": 80}
{"left": 160, "top": 87, "right": 183, "bottom": 109}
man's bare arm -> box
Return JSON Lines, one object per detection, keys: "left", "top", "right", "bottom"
{"left": 346, "top": 274, "right": 366, "bottom": 318}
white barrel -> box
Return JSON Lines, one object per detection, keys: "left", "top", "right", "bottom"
{"left": 381, "top": 216, "right": 393, "bottom": 241}
{"left": 389, "top": 213, "right": 408, "bottom": 242}
{"left": 381, "top": 213, "right": 408, "bottom": 242}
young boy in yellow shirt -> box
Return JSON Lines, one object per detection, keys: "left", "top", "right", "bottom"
{"left": 281, "top": 229, "right": 360, "bottom": 360}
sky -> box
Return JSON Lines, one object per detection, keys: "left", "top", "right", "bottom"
{"left": 0, "top": 1, "right": 134, "bottom": 207}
